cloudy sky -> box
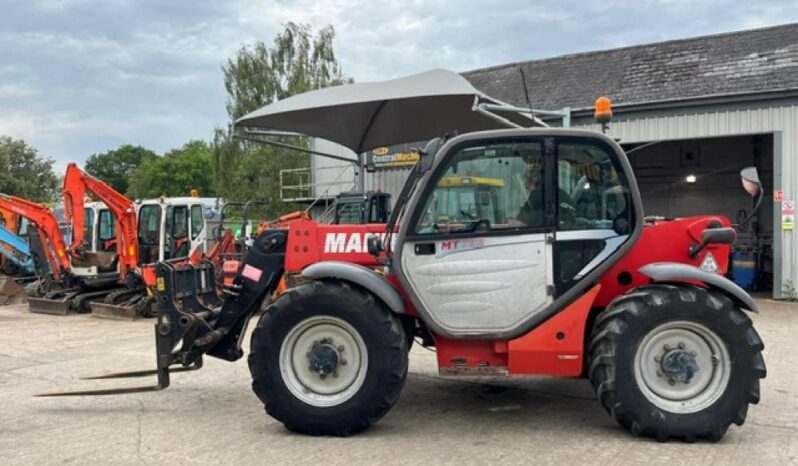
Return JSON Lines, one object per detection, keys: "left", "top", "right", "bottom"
{"left": 1, "top": 0, "right": 796, "bottom": 169}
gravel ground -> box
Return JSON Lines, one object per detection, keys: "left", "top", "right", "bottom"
{"left": 1, "top": 300, "right": 796, "bottom": 465}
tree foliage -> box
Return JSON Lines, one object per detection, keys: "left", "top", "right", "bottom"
{"left": 215, "top": 23, "right": 349, "bottom": 218}
{"left": 85, "top": 144, "right": 157, "bottom": 195}
{"left": 128, "top": 140, "right": 216, "bottom": 199}
{"left": 223, "top": 23, "right": 348, "bottom": 121}
{"left": 0, "top": 135, "right": 60, "bottom": 202}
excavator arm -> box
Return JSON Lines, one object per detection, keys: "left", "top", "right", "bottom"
{"left": 63, "top": 163, "right": 139, "bottom": 280}
{"left": 0, "top": 194, "right": 70, "bottom": 280}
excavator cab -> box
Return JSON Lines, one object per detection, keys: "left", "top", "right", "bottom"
{"left": 69, "top": 202, "right": 119, "bottom": 277}
{"left": 137, "top": 198, "right": 216, "bottom": 264}
{"left": 332, "top": 191, "right": 391, "bottom": 224}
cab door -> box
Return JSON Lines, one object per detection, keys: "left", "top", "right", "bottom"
{"left": 165, "top": 204, "right": 190, "bottom": 260}
{"left": 188, "top": 204, "right": 207, "bottom": 255}
{"left": 551, "top": 138, "right": 635, "bottom": 295}
{"left": 398, "top": 136, "right": 556, "bottom": 337}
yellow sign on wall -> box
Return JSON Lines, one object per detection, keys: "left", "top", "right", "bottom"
{"left": 366, "top": 143, "right": 421, "bottom": 171}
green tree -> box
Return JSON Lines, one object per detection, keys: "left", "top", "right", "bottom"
{"left": 128, "top": 140, "right": 216, "bottom": 198}
{"left": 85, "top": 144, "right": 157, "bottom": 194}
{"left": 214, "top": 23, "right": 350, "bottom": 217}
{"left": 0, "top": 136, "right": 60, "bottom": 202}
{"left": 222, "top": 23, "right": 347, "bottom": 121}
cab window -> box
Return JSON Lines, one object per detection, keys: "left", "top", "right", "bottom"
{"left": 190, "top": 205, "right": 204, "bottom": 240}
{"left": 414, "top": 140, "right": 543, "bottom": 235}
{"left": 336, "top": 202, "right": 364, "bottom": 225}
{"left": 168, "top": 206, "right": 188, "bottom": 239}
{"left": 98, "top": 209, "right": 116, "bottom": 243}
{"left": 556, "top": 141, "right": 631, "bottom": 232}
{"left": 18, "top": 217, "right": 30, "bottom": 238}
{"left": 138, "top": 205, "right": 160, "bottom": 245}
{"left": 83, "top": 208, "right": 95, "bottom": 250}
{"left": 138, "top": 205, "right": 161, "bottom": 264}
{"left": 166, "top": 205, "right": 189, "bottom": 259}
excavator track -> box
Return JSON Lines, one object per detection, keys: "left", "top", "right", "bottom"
{"left": 90, "top": 288, "right": 147, "bottom": 320}
{"left": 28, "top": 290, "right": 80, "bottom": 315}
{"left": 71, "top": 288, "right": 119, "bottom": 313}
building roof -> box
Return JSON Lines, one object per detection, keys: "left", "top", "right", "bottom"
{"left": 462, "top": 23, "right": 798, "bottom": 111}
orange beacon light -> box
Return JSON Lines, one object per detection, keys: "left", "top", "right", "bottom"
{"left": 594, "top": 96, "right": 612, "bottom": 133}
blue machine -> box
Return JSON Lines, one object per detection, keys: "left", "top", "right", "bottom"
{"left": 0, "top": 225, "right": 35, "bottom": 275}
{"left": 731, "top": 249, "right": 757, "bottom": 291}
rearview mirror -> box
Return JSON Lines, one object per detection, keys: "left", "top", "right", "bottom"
{"left": 740, "top": 167, "right": 761, "bottom": 197}
{"left": 701, "top": 227, "right": 736, "bottom": 245}
{"left": 734, "top": 167, "right": 764, "bottom": 229}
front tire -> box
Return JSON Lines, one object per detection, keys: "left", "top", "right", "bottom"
{"left": 248, "top": 280, "right": 408, "bottom": 436}
{"left": 589, "top": 284, "right": 766, "bottom": 441}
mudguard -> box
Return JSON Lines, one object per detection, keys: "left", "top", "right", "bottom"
{"left": 639, "top": 262, "right": 758, "bottom": 313}
{"left": 301, "top": 261, "right": 406, "bottom": 314}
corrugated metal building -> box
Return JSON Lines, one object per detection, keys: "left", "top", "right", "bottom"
{"left": 301, "top": 23, "right": 798, "bottom": 298}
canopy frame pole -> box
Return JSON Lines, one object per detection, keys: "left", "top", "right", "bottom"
{"left": 472, "top": 101, "right": 524, "bottom": 129}
{"left": 476, "top": 102, "right": 572, "bottom": 128}
{"left": 232, "top": 132, "right": 359, "bottom": 164}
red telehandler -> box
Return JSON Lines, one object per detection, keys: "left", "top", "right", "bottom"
{"left": 41, "top": 70, "right": 766, "bottom": 442}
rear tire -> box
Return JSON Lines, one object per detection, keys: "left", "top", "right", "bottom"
{"left": 249, "top": 280, "right": 408, "bottom": 436}
{"left": 588, "top": 284, "right": 766, "bottom": 442}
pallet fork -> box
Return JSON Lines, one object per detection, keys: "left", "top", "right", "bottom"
{"left": 37, "top": 230, "right": 286, "bottom": 396}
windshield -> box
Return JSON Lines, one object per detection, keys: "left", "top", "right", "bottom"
{"left": 414, "top": 142, "right": 537, "bottom": 234}
{"left": 138, "top": 205, "right": 161, "bottom": 246}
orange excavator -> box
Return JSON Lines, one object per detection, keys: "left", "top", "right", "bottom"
{"left": 64, "top": 164, "right": 139, "bottom": 284}
{"left": 0, "top": 205, "right": 33, "bottom": 303}
{"left": 0, "top": 194, "right": 98, "bottom": 313}
{"left": 63, "top": 163, "right": 239, "bottom": 318}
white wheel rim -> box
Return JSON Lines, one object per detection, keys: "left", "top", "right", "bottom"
{"left": 634, "top": 320, "right": 731, "bottom": 414}
{"left": 279, "top": 315, "right": 368, "bottom": 408}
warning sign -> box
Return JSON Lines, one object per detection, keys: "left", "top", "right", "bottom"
{"left": 700, "top": 252, "right": 720, "bottom": 274}
{"left": 774, "top": 190, "right": 784, "bottom": 202}
{"left": 783, "top": 200, "right": 795, "bottom": 231}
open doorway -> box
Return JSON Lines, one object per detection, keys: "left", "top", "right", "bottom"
{"left": 623, "top": 134, "right": 774, "bottom": 294}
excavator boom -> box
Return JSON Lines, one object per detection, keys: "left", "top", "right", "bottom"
{"left": 64, "top": 163, "right": 139, "bottom": 280}
{"left": 0, "top": 194, "right": 70, "bottom": 278}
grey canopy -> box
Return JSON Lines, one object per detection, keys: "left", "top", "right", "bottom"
{"left": 235, "top": 69, "right": 538, "bottom": 154}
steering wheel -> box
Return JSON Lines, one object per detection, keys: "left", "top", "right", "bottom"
{"left": 570, "top": 175, "right": 589, "bottom": 205}
{"left": 558, "top": 191, "right": 580, "bottom": 228}
{"left": 460, "top": 208, "right": 478, "bottom": 220}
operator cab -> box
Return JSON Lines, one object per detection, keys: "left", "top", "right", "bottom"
{"left": 332, "top": 191, "right": 391, "bottom": 225}
{"left": 395, "top": 129, "right": 640, "bottom": 338}
{"left": 70, "top": 201, "right": 119, "bottom": 278}
{"left": 137, "top": 197, "right": 220, "bottom": 264}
